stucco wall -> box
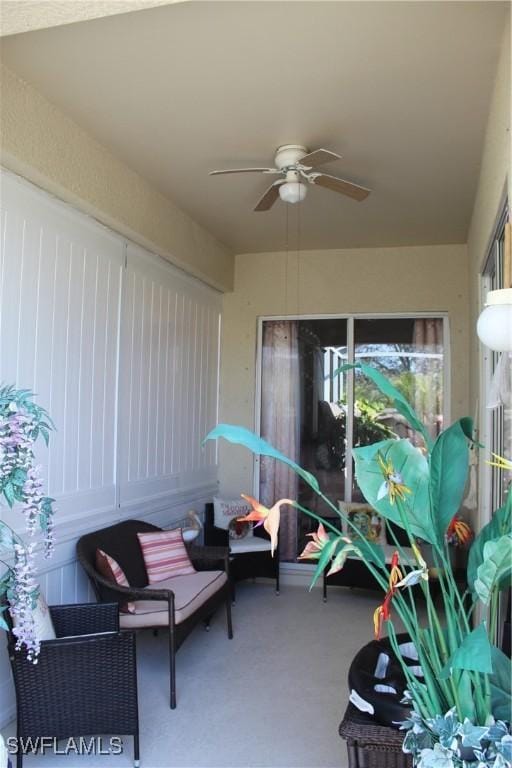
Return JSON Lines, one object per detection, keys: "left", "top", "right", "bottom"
{"left": 218, "top": 244, "right": 469, "bottom": 496}
{"left": 0, "top": 63, "right": 234, "bottom": 291}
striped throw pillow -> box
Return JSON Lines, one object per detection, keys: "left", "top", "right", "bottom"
{"left": 95, "top": 549, "right": 135, "bottom": 614}
{"left": 137, "top": 529, "right": 196, "bottom": 584}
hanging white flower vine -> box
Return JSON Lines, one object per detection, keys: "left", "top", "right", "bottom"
{"left": 0, "top": 386, "right": 55, "bottom": 661}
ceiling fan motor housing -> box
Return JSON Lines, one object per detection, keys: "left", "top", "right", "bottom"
{"left": 274, "top": 144, "right": 308, "bottom": 170}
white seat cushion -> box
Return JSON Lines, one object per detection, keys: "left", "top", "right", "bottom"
{"left": 229, "top": 537, "right": 272, "bottom": 555}
{"left": 119, "top": 570, "right": 227, "bottom": 629}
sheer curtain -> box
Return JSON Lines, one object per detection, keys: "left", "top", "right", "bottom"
{"left": 413, "top": 318, "right": 444, "bottom": 440}
{"left": 259, "top": 321, "right": 300, "bottom": 561}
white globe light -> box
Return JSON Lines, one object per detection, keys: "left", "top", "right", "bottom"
{"left": 477, "top": 288, "right": 512, "bottom": 352}
{"left": 279, "top": 181, "right": 307, "bottom": 204}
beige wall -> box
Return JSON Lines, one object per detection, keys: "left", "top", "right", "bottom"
{"left": 467, "top": 20, "right": 511, "bottom": 414}
{"left": 219, "top": 244, "right": 469, "bottom": 496}
{"left": 0, "top": 63, "right": 234, "bottom": 291}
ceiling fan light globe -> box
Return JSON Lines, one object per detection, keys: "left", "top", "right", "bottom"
{"left": 279, "top": 181, "right": 307, "bottom": 204}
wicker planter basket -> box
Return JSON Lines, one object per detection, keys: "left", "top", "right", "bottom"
{"left": 339, "top": 704, "right": 413, "bottom": 768}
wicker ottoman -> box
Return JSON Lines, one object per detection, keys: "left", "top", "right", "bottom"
{"left": 339, "top": 704, "right": 413, "bottom": 768}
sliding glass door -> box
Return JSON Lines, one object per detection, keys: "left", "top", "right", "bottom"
{"left": 258, "top": 315, "right": 448, "bottom": 562}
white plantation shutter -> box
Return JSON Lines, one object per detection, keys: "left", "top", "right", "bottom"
{"left": 0, "top": 173, "right": 124, "bottom": 529}
{"left": 117, "top": 243, "right": 221, "bottom": 510}
{"left": 0, "top": 170, "right": 221, "bottom": 725}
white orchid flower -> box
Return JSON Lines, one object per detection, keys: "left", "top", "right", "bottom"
{"left": 396, "top": 569, "right": 428, "bottom": 588}
{"left": 396, "top": 543, "right": 429, "bottom": 589}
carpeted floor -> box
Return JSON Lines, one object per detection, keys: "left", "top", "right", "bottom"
{"left": 2, "top": 583, "right": 378, "bottom": 768}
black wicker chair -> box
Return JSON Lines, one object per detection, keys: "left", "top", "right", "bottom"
{"left": 4, "top": 602, "right": 139, "bottom": 768}
{"left": 76, "top": 519, "right": 233, "bottom": 709}
{"left": 204, "top": 502, "right": 279, "bottom": 601}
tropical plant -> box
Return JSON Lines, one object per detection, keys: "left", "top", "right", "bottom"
{"left": 205, "top": 363, "right": 512, "bottom": 767}
{"left": 0, "top": 386, "right": 55, "bottom": 660}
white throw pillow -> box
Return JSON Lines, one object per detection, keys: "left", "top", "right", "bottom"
{"left": 11, "top": 592, "right": 56, "bottom": 642}
{"left": 32, "top": 593, "right": 57, "bottom": 641}
{"left": 213, "top": 496, "right": 253, "bottom": 536}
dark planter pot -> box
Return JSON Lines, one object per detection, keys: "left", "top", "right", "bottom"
{"left": 348, "top": 633, "right": 418, "bottom": 728}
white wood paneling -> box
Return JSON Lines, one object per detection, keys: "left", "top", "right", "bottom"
{"left": 0, "top": 173, "right": 123, "bottom": 528}
{"left": 118, "top": 244, "right": 220, "bottom": 508}
{"left": 0, "top": 172, "right": 222, "bottom": 727}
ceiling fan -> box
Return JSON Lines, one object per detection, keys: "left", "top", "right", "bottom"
{"left": 209, "top": 144, "right": 371, "bottom": 212}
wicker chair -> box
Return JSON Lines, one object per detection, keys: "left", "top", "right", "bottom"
{"left": 76, "top": 519, "right": 233, "bottom": 709}
{"left": 4, "top": 602, "right": 139, "bottom": 768}
{"left": 203, "top": 502, "right": 279, "bottom": 601}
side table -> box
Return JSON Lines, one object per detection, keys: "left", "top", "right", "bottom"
{"left": 339, "top": 703, "right": 412, "bottom": 768}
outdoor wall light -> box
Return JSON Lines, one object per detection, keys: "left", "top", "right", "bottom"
{"left": 477, "top": 222, "right": 512, "bottom": 352}
{"left": 477, "top": 288, "right": 512, "bottom": 352}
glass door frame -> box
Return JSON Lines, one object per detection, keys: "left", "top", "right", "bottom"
{"left": 479, "top": 199, "right": 509, "bottom": 529}
{"left": 254, "top": 312, "right": 451, "bottom": 502}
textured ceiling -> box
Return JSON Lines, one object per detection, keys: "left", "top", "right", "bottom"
{"left": 0, "top": 1, "right": 181, "bottom": 37}
{"left": 1, "top": 1, "right": 508, "bottom": 254}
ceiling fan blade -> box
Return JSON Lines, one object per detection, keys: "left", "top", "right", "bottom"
{"left": 254, "top": 180, "right": 284, "bottom": 212}
{"left": 209, "top": 168, "right": 278, "bottom": 176}
{"left": 310, "top": 172, "right": 371, "bottom": 201}
{"left": 299, "top": 148, "right": 342, "bottom": 168}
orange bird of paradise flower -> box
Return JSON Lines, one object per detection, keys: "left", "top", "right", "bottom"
{"left": 376, "top": 453, "right": 411, "bottom": 505}
{"left": 298, "top": 523, "right": 331, "bottom": 560}
{"left": 298, "top": 524, "right": 353, "bottom": 576}
{"left": 446, "top": 515, "right": 473, "bottom": 547}
{"left": 238, "top": 494, "right": 294, "bottom": 556}
{"left": 373, "top": 551, "right": 402, "bottom": 640}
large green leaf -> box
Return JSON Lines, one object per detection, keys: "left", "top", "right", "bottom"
{"left": 353, "top": 438, "right": 435, "bottom": 544}
{"left": 204, "top": 424, "right": 320, "bottom": 492}
{"left": 332, "top": 362, "right": 432, "bottom": 449}
{"left": 456, "top": 670, "right": 476, "bottom": 722}
{"left": 474, "top": 534, "right": 512, "bottom": 605}
{"left": 429, "top": 419, "right": 471, "bottom": 540}
{"left": 468, "top": 495, "right": 512, "bottom": 593}
{"left": 439, "top": 623, "right": 493, "bottom": 678}
{"left": 489, "top": 645, "right": 512, "bottom": 721}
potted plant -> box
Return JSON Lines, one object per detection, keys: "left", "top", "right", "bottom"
{"left": 205, "top": 363, "right": 511, "bottom": 767}
{"left": 0, "top": 385, "right": 55, "bottom": 661}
